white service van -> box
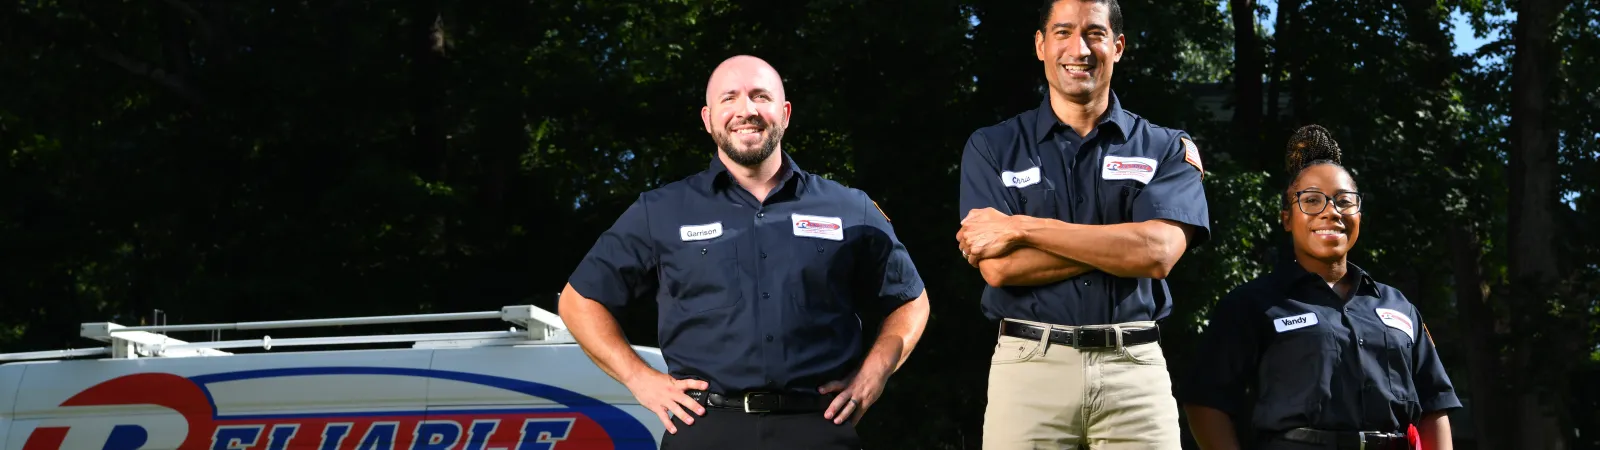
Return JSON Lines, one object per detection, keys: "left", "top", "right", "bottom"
{"left": 0, "top": 305, "right": 668, "bottom": 450}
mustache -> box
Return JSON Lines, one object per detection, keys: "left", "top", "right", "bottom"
{"left": 727, "top": 116, "right": 769, "bottom": 130}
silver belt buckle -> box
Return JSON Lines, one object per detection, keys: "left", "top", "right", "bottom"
{"left": 1357, "top": 431, "right": 1376, "bottom": 450}
{"left": 1075, "top": 327, "right": 1112, "bottom": 349}
{"left": 742, "top": 392, "right": 771, "bottom": 413}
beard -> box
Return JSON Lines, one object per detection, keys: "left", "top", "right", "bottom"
{"left": 713, "top": 116, "right": 784, "bottom": 167}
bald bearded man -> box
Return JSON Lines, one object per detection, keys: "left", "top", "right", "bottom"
{"left": 558, "top": 55, "right": 931, "bottom": 449}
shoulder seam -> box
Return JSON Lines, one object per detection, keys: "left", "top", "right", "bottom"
{"left": 640, "top": 193, "right": 658, "bottom": 265}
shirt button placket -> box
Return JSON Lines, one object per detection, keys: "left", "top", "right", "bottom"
{"left": 754, "top": 208, "right": 777, "bottom": 387}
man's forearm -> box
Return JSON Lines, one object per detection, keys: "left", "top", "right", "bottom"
{"left": 858, "top": 291, "right": 930, "bottom": 379}
{"left": 978, "top": 247, "right": 1096, "bottom": 287}
{"left": 557, "top": 283, "right": 657, "bottom": 385}
{"left": 1016, "top": 216, "right": 1190, "bottom": 279}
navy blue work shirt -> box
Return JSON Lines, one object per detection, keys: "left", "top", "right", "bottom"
{"left": 1176, "top": 261, "right": 1462, "bottom": 433}
{"left": 568, "top": 152, "right": 925, "bottom": 395}
{"left": 958, "top": 91, "right": 1211, "bottom": 326}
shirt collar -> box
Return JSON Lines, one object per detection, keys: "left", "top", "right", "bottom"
{"left": 1031, "top": 90, "right": 1134, "bottom": 144}
{"left": 1267, "top": 258, "right": 1382, "bottom": 299}
{"left": 706, "top": 151, "right": 807, "bottom": 193}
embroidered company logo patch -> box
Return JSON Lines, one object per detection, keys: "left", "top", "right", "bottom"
{"left": 1376, "top": 308, "right": 1415, "bottom": 341}
{"left": 679, "top": 222, "right": 723, "bottom": 241}
{"left": 1273, "top": 312, "right": 1319, "bottom": 333}
{"left": 792, "top": 214, "right": 844, "bottom": 241}
{"left": 1000, "top": 167, "right": 1041, "bottom": 188}
{"left": 1101, "top": 156, "right": 1159, "bottom": 184}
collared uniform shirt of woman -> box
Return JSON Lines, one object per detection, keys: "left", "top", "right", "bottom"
{"left": 1178, "top": 129, "right": 1462, "bottom": 450}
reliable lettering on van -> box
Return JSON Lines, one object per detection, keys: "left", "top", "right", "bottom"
{"left": 0, "top": 304, "right": 668, "bottom": 450}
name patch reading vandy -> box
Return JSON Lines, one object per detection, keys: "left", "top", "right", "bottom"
{"left": 1273, "top": 312, "right": 1319, "bottom": 332}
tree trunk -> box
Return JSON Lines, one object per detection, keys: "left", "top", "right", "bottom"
{"left": 412, "top": 1, "right": 448, "bottom": 182}
{"left": 972, "top": 0, "right": 1046, "bottom": 119}
{"left": 1284, "top": 0, "right": 1309, "bottom": 128}
{"left": 1450, "top": 223, "right": 1506, "bottom": 449}
{"left": 1267, "top": 0, "right": 1304, "bottom": 269}
{"left": 1510, "top": 0, "right": 1563, "bottom": 282}
{"left": 1508, "top": 0, "right": 1570, "bottom": 447}
{"left": 1266, "top": 0, "right": 1297, "bottom": 128}
{"left": 1396, "top": 0, "right": 1510, "bottom": 445}
{"left": 1229, "top": 0, "right": 1263, "bottom": 169}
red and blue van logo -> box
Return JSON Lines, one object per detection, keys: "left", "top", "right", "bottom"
{"left": 18, "top": 368, "right": 656, "bottom": 450}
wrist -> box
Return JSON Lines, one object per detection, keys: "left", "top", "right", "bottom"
{"left": 619, "top": 364, "right": 655, "bottom": 386}
{"left": 1012, "top": 215, "right": 1038, "bottom": 247}
{"left": 861, "top": 339, "right": 903, "bottom": 379}
{"left": 855, "top": 364, "right": 890, "bottom": 388}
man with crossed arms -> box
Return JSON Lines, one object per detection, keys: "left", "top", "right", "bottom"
{"left": 956, "top": 0, "right": 1212, "bottom": 448}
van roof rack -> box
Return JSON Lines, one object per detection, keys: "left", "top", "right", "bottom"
{"left": 0, "top": 305, "right": 571, "bottom": 362}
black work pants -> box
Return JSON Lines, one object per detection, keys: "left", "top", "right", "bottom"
{"left": 660, "top": 408, "right": 860, "bottom": 450}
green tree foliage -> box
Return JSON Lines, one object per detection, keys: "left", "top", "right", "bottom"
{"left": 2, "top": 0, "right": 1595, "bottom": 447}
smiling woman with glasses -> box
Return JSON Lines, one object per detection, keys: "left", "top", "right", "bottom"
{"left": 1177, "top": 125, "right": 1463, "bottom": 450}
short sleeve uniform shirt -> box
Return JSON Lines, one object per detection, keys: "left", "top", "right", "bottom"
{"left": 1177, "top": 261, "right": 1463, "bottom": 433}
{"left": 958, "top": 91, "right": 1212, "bottom": 326}
{"left": 569, "top": 152, "right": 925, "bottom": 395}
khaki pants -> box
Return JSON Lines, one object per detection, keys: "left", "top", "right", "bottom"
{"left": 982, "top": 319, "right": 1181, "bottom": 450}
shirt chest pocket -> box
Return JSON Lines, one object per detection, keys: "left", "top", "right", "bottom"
{"left": 1379, "top": 324, "right": 1417, "bottom": 400}
{"left": 1015, "top": 183, "right": 1060, "bottom": 218}
{"left": 660, "top": 236, "right": 743, "bottom": 314}
{"left": 1096, "top": 154, "right": 1158, "bottom": 223}
{"left": 795, "top": 236, "right": 852, "bottom": 309}
{"left": 1096, "top": 178, "right": 1143, "bottom": 224}
{"left": 1258, "top": 313, "right": 1335, "bottom": 414}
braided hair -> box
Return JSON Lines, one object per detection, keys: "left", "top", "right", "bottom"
{"left": 1282, "top": 125, "right": 1354, "bottom": 210}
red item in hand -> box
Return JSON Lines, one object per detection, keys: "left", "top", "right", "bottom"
{"left": 1407, "top": 424, "right": 1423, "bottom": 449}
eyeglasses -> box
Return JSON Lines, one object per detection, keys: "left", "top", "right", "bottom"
{"left": 1291, "top": 190, "right": 1362, "bottom": 216}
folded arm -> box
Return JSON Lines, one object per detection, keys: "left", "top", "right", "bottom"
{"left": 1016, "top": 216, "right": 1193, "bottom": 279}
{"left": 977, "top": 247, "right": 1095, "bottom": 287}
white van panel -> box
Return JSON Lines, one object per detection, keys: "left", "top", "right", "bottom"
{"left": 205, "top": 372, "right": 431, "bottom": 416}
{"left": 11, "top": 348, "right": 434, "bottom": 418}
{"left": 0, "top": 365, "right": 24, "bottom": 450}
{"left": 424, "top": 344, "right": 648, "bottom": 407}
{"left": 423, "top": 344, "right": 668, "bottom": 449}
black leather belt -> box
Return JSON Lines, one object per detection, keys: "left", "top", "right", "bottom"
{"left": 686, "top": 390, "right": 836, "bottom": 414}
{"left": 1280, "top": 428, "right": 1408, "bottom": 450}
{"left": 1000, "top": 320, "right": 1160, "bottom": 349}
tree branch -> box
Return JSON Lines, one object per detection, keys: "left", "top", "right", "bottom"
{"left": 87, "top": 44, "right": 206, "bottom": 106}
{"left": 158, "top": 0, "right": 214, "bottom": 45}
{"left": 18, "top": 7, "right": 207, "bottom": 106}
